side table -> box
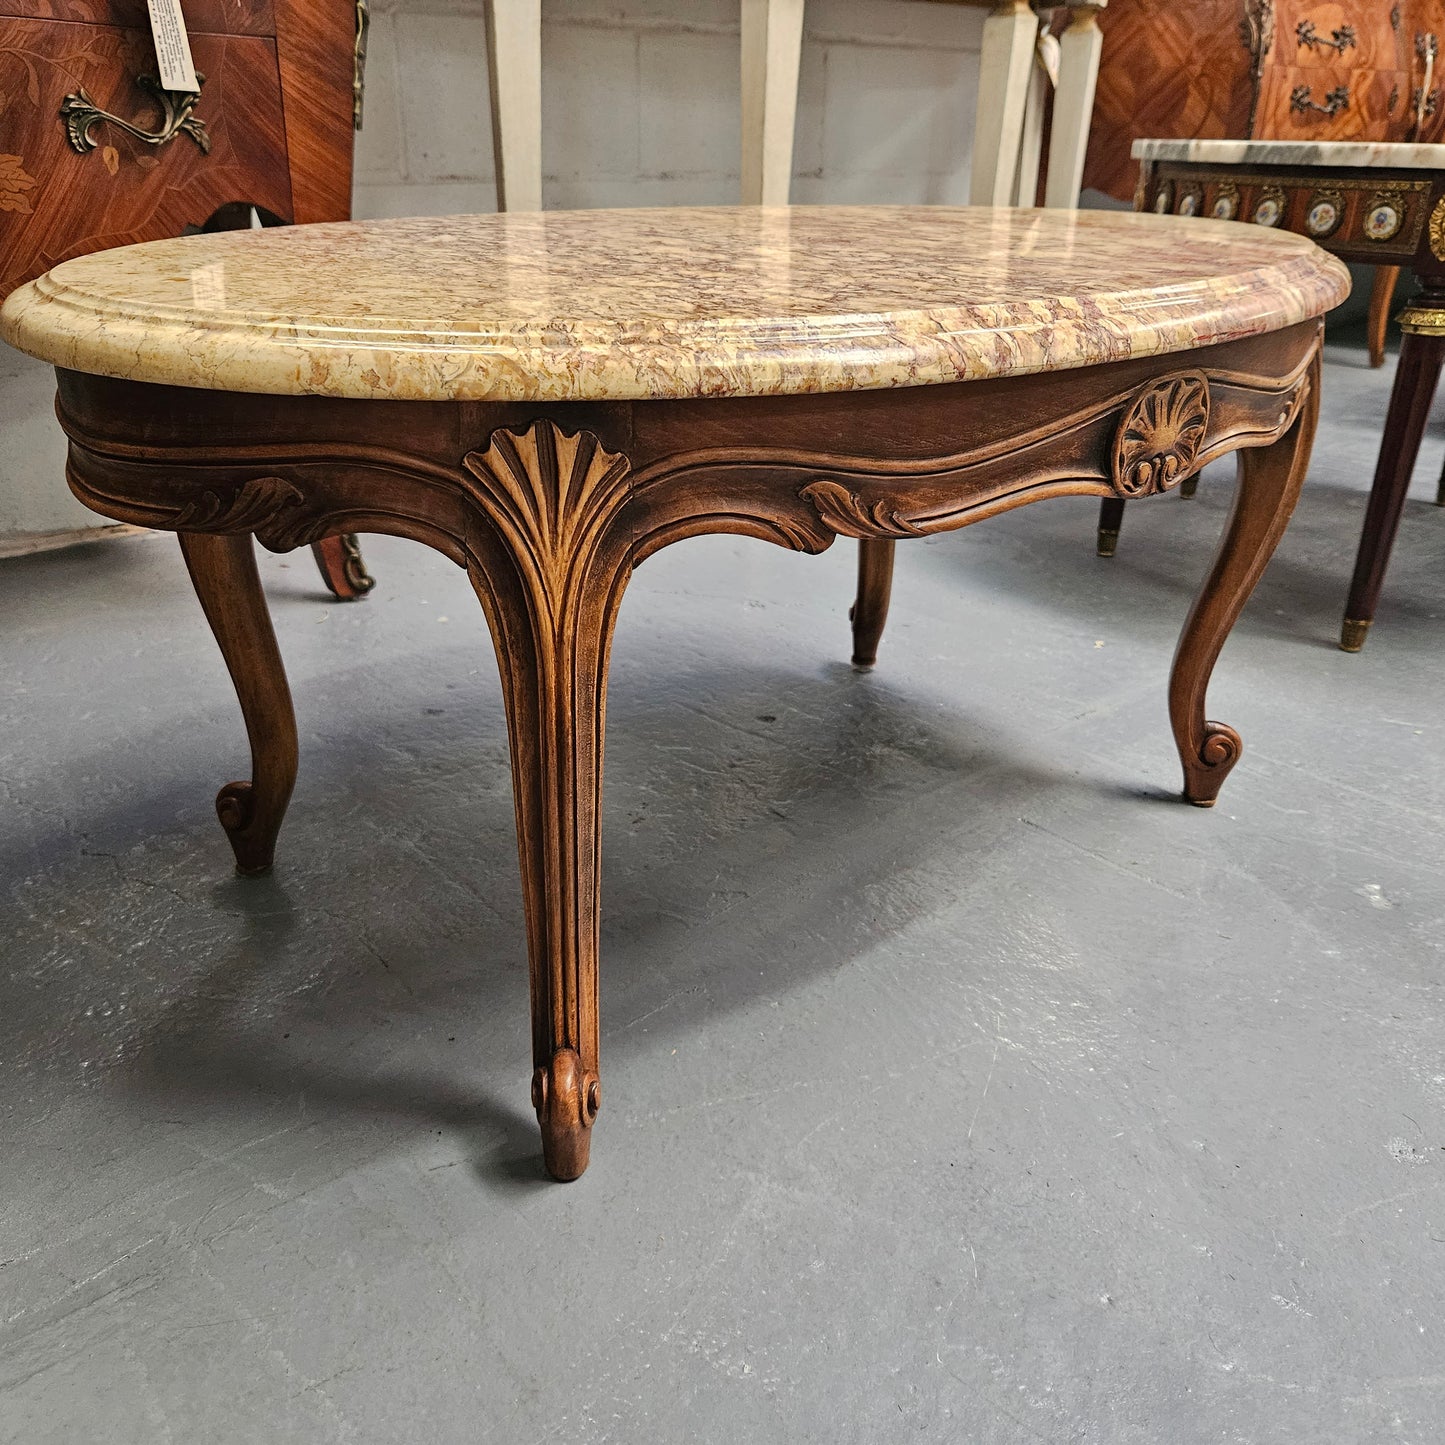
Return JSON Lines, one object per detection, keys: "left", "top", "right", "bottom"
{"left": 0, "top": 206, "right": 1347, "bottom": 1179}
{"left": 1107, "top": 138, "right": 1445, "bottom": 651}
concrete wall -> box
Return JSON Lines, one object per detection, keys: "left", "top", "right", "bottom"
{"left": 354, "top": 0, "right": 985, "bottom": 217}
{"left": 0, "top": 0, "right": 987, "bottom": 543}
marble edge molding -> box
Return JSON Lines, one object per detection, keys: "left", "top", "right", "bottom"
{"left": 1133, "top": 138, "right": 1445, "bottom": 168}
{"left": 0, "top": 239, "right": 1352, "bottom": 404}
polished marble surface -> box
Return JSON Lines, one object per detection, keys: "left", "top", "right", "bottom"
{"left": 0, "top": 206, "right": 1350, "bottom": 402}
{"left": 1134, "top": 139, "right": 1445, "bottom": 170}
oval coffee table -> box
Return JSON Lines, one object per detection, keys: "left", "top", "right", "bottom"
{"left": 0, "top": 206, "right": 1348, "bottom": 1180}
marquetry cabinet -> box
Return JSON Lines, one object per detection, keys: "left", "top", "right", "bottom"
{"left": 1084, "top": 0, "right": 1445, "bottom": 204}
{"left": 0, "top": 0, "right": 371, "bottom": 594}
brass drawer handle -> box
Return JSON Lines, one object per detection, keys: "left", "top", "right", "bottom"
{"left": 354, "top": 0, "right": 369, "bottom": 130}
{"left": 1416, "top": 33, "right": 1440, "bottom": 137}
{"left": 1290, "top": 83, "right": 1351, "bottom": 118}
{"left": 60, "top": 73, "right": 210, "bottom": 155}
{"left": 1296, "top": 20, "right": 1356, "bottom": 54}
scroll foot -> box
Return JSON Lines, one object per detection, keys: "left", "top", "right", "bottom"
{"left": 533, "top": 1048, "right": 600, "bottom": 1182}
{"left": 216, "top": 780, "right": 283, "bottom": 875}
{"left": 849, "top": 539, "right": 895, "bottom": 669}
{"left": 1181, "top": 721, "right": 1243, "bottom": 808}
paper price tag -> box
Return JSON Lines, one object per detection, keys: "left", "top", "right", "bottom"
{"left": 146, "top": 0, "right": 199, "bottom": 93}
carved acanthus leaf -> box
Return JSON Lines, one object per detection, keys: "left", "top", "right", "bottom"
{"left": 800, "top": 479, "right": 928, "bottom": 538}
{"left": 462, "top": 422, "right": 632, "bottom": 629}
{"left": 172, "top": 476, "right": 312, "bottom": 548}
{"left": 1112, "top": 373, "right": 1211, "bottom": 498}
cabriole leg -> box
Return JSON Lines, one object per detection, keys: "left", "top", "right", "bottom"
{"left": 463, "top": 422, "right": 634, "bottom": 1180}
{"left": 1168, "top": 352, "right": 1320, "bottom": 806}
{"left": 850, "top": 538, "right": 895, "bottom": 668}
{"left": 178, "top": 532, "right": 298, "bottom": 874}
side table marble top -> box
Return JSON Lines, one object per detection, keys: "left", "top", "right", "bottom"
{"left": 0, "top": 206, "right": 1346, "bottom": 1180}
{"left": 1134, "top": 139, "right": 1445, "bottom": 170}
{"left": 1, "top": 206, "right": 1346, "bottom": 401}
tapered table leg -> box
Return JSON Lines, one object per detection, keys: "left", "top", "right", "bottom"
{"left": 849, "top": 539, "right": 895, "bottom": 668}
{"left": 1096, "top": 495, "right": 1125, "bottom": 556}
{"left": 1341, "top": 296, "right": 1445, "bottom": 651}
{"left": 1169, "top": 351, "right": 1320, "bottom": 805}
{"left": 178, "top": 532, "right": 299, "bottom": 874}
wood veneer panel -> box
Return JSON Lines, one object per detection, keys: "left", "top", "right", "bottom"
{"left": 0, "top": 2, "right": 274, "bottom": 35}
{"left": 0, "top": 19, "right": 292, "bottom": 299}
{"left": 1083, "top": 0, "right": 1252, "bottom": 203}
{"left": 273, "top": 0, "right": 355, "bottom": 224}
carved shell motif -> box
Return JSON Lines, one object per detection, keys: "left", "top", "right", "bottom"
{"left": 462, "top": 421, "right": 632, "bottom": 627}
{"left": 1111, "top": 373, "right": 1211, "bottom": 498}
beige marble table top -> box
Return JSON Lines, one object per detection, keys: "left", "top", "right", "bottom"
{"left": 1134, "top": 139, "right": 1445, "bottom": 170}
{"left": 0, "top": 206, "right": 1349, "bottom": 403}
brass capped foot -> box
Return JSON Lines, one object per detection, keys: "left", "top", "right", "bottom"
{"left": 533, "top": 1047, "right": 600, "bottom": 1182}
{"left": 1179, "top": 475, "right": 1200, "bottom": 498}
{"left": 1339, "top": 617, "right": 1371, "bottom": 653}
{"left": 1096, "top": 528, "right": 1120, "bottom": 558}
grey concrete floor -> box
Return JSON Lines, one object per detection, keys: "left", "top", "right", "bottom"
{"left": 2, "top": 332, "right": 1444, "bottom": 1444}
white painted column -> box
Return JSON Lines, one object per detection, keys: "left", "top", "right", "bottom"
{"left": 1012, "top": 15, "right": 1057, "bottom": 205}
{"left": 969, "top": 0, "right": 1040, "bottom": 207}
{"left": 1043, "top": 0, "right": 1106, "bottom": 208}
{"left": 740, "top": 0, "right": 806, "bottom": 205}
{"left": 484, "top": 0, "right": 544, "bottom": 212}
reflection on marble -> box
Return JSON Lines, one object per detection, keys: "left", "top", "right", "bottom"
{"left": 0, "top": 206, "right": 1351, "bottom": 402}
{"left": 1134, "top": 139, "right": 1445, "bottom": 170}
